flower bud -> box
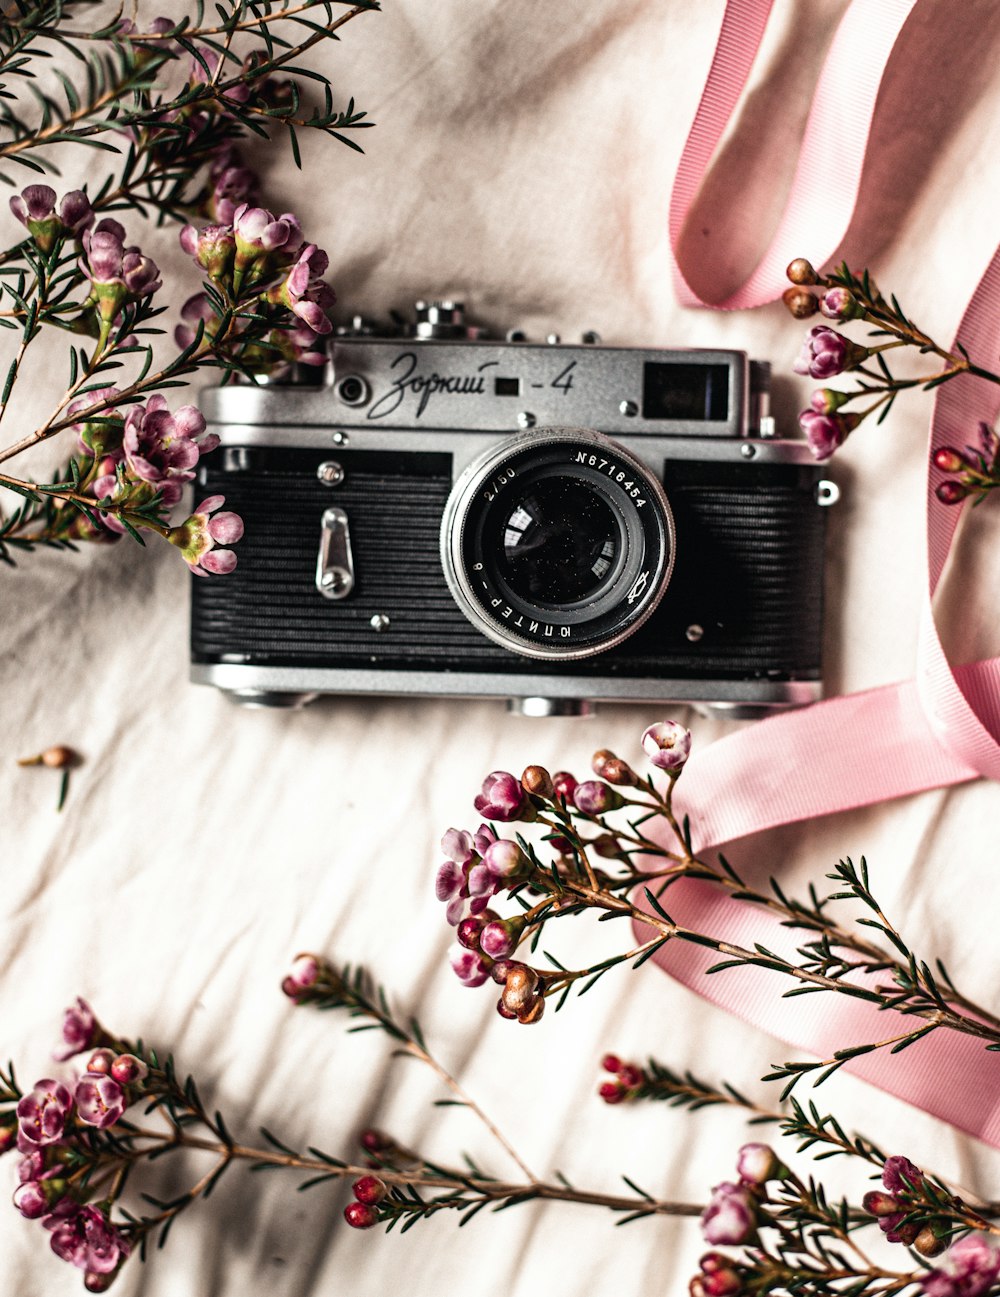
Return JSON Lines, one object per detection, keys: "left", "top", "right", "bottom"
{"left": 360, "top": 1129, "right": 390, "bottom": 1154}
{"left": 601, "top": 1053, "right": 622, "bottom": 1074}
{"left": 936, "top": 479, "right": 971, "bottom": 505}
{"left": 786, "top": 258, "right": 818, "bottom": 285}
{"left": 482, "top": 838, "right": 531, "bottom": 881}
{"left": 110, "top": 1053, "right": 148, "bottom": 1085}
{"left": 521, "top": 765, "right": 554, "bottom": 799}
{"left": 862, "top": 1190, "right": 902, "bottom": 1217}
{"left": 501, "top": 963, "right": 539, "bottom": 1015}
{"left": 809, "top": 387, "right": 851, "bottom": 415}
{"left": 913, "top": 1226, "right": 947, "bottom": 1258}
{"left": 480, "top": 918, "right": 522, "bottom": 959}
{"left": 617, "top": 1063, "right": 645, "bottom": 1090}
{"left": 13, "top": 1180, "right": 51, "bottom": 1218}
{"left": 820, "top": 285, "right": 863, "bottom": 321}
{"left": 352, "top": 1175, "right": 387, "bottom": 1206}
{"left": 598, "top": 1080, "right": 624, "bottom": 1104}
{"left": 735, "top": 1143, "right": 780, "bottom": 1186}
{"left": 496, "top": 996, "right": 518, "bottom": 1020}
{"left": 782, "top": 285, "right": 818, "bottom": 318}
{"left": 932, "top": 446, "right": 973, "bottom": 474}
{"left": 573, "top": 780, "right": 625, "bottom": 815}
{"left": 591, "top": 750, "right": 638, "bottom": 786}
{"left": 457, "top": 916, "right": 487, "bottom": 950}
{"left": 86, "top": 1048, "right": 116, "bottom": 1075}
{"left": 344, "top": 1200, "right": 379, "bottom": 1229}
{"left": 517, "top": 995, "right": 545, "bottom": 1025}
{"left": 551, "top": 770, "right": 578, "bottom": 802}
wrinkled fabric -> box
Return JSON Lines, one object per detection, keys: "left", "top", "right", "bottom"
{"left": 4, "top": 3, "right": 1000, "bottom": 1295}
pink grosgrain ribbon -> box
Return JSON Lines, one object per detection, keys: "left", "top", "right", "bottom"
{"left": 638, "top": 0, "right": 1000, "bottom": 1147}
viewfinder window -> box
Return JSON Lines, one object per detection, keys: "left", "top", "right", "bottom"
{"left": 642, "top": 362, "right": 729, "bottom": 421}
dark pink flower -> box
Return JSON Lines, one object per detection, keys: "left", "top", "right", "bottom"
{"left": 75, "top": 1073, "right": 125, "bottom": 1129}
{"left": 123, "top": 394, "right": 216, "bottom": 486}
{"left": 641, "top": 720, "right": 692, "bottom": 772}
{"left": 701, "top": 1181, "right": 757, "bottom": 1246}
{"left": 166, "top": 495, "right": 245, "bottom": 576}
{"left": 480, "top": 919, "right": 520, "bottom": 959}
{"left": 45, "top": 1202, "right": 129, "bottom": 1276}
{"left": 474, "top": 770, "right": 530, "bottom": 822}
{"left": 55, "top": 998, "right": 100, "bottom": 1061}
{"left": 794, "top": 324, "right": 861, "bottom": 380}
{"left": 13, "top": 1179, "right": 60, "bottom": 1218}
{"left": 271, "top": 243, "right": 335, "bottom": 334}
{"left": 922, "top": 1233, "right": 1000, "bottom": 1297}
{"left": 233, "top": 204, "right": 301, "bottom": 270}
{"left": 16, "top": 1079, "right": 73, "bottom": 1147}
{"left": 798, "top": 408, "right": 860, "bottom": 461}
{"left": 67, "top": 387, "right": 127, "bottom": 458}
{"left": 482, "top": 838, "right": 530, "bottom": 881}
{"left": 882, "top": 1154, "right": 923, "bottom": 1194}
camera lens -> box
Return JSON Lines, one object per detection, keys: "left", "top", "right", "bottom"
{"left": 441, "top": 427, "right": 675, "bottom": 660}
{"left": 499, "top": 478, "right": 622, "bottom": 607}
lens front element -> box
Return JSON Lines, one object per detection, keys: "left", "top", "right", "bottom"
{"left": 442, "top": 428, "right": 675, "bottom": 660}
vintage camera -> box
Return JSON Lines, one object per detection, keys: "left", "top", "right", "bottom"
{"left": 190, "top": 302, "right": 838, "bottom": 716}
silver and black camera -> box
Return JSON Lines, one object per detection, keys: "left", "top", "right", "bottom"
{"left": 191, "top": 302, "right": 837, "bottom": 716}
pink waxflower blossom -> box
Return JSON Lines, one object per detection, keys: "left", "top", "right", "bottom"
{"left": 271, "top": 243, "right": 336, "bottom": 334}
{"left": 882, "top": 1154, "right": 923, "bottom": 1194}
{"left": 449, "top": 945, "right": 491, "bottom": 988}
{"left": 794, "top": 323, "right": 867, "bottom": 380}
{"left": 210, "top": 165, "right": 259, "bottom": 224}
{"left": 109, "top": 1054, "right": 147, "bottom": 1086}
{"left": 166, "top": 495, "right": 245, "bottom": 576}
{"left": 44, "top": 1201, "right": 130, "bottom": 1276}
{"left": 641, "top": 720, "right": 692, "bottom": 772}
{"left": 233, "top": 203, "right": 301, "bottom": 267}
{"left": 798, "top": 408, "right": 860, "bottom": 461}
{"left": 55, "top": 998, "right": 101, "bottom": 1061}
{"left": 13, "top": 1179, "right": 53, "bottom": 1218}
{"left": 16, "top": 1079, "right": 74, "bottom": 1147}
{"left": 922, "top": 1233, "right": 1000, "bottom": 1297}
{"left": 67, "top": 387, "right": 128, "bottom": 458}
{"left": 474, "top": 771, "right": 532, "bottom": 822}
{"left": 179, "top": 223, "right": 236, "bottom": 281}
{"left": 123, "top": 394, "right": 215, "bottom": 487}
{"left": 480, "top": 919, "right": 519, "bottom": 959}
{"left": 10, "top": 186, "right": 93, "bottom": 248}
{"left": 701, "top": 1181, "right": 757, "bottom": 1246}
{"left": 75, "top": 1073, "right": 126, "bottom": 1129}
{"left": 271, "top": 320, "right": 329, "bottom": 368}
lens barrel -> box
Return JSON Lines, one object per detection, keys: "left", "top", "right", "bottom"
{"left": 441, "top": 427, "right": 675, "bottom": 660}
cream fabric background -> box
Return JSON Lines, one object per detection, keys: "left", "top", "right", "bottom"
{"left": 3, "top": 2, "right": 1000, "bottom": 1294}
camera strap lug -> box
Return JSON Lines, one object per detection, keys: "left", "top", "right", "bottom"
{"left": 316, "top": 507, "right": 356, "bottom": 601}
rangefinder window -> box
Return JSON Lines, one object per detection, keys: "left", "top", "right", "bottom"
{"left": 642, "top": 361, "right": 729, "bottom": 422}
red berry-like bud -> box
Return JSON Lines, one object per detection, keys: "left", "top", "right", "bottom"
{"left": 344, "top": 1200, "right": 379, "bottom": 1229}
{"left": 86, "top": 1049, "right": 116, "bottom": 1075}
{"left": 932, "top": 446, "right": 972, "bottom": 474}
{"left": 551, "top": 770, "right": 578, "bottom": 801}
{"left": 786, "top": 257, "right": 818, "bottom": 285}
{"left": 360, "top": 1129, "right": 389, "bottom": 1154}
{"left": 352, "top": 1174, "right": 387, "bottom": 1205}
{"left": 110, "top": 1053, "right": 148, "bottom": 1085}
{"left": 700, "top": 1254, "right": 729, "bottom": 1274}
{"left": 598, "top": 1081, "right": 624, "bottom": 1104}
{"left": 496, "top": 995, "right": 518, "bottom": 1019}
{"left": 521, "top": 765, "right": 554, "bottom": 799}
{"left": 601, "top": 1053, "right": 622, "bottom": 1074}
{"left": 863, "top": 1190, "right": 902, "bottom": 1217}
{"left": 936, "top": 479, "right": 971, "bottom": 504}
{"left": 618, "top": 1064, "right": 644, "bottom": 1090}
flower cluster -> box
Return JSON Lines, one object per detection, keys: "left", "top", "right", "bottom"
{"left": 10, "top": 185, "right": 93, "bottom": 252}
{"left": 783, "top": 258, "right": 1000, "bottom": 475}
{"left": 434, "top": 725, "right": 693, "bottom": 1022}
{"left": 343, "top": 1174, "right": 387, "bottom": 1230}
{"left": 5, "top": 1001, "right": 149, "bottom": 1290}
{"left": 597, "top": 1053, "right": 646, "bottom": 1104}
{"left": 862, "top": 1154, "right": 927, "bottom": 1246}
